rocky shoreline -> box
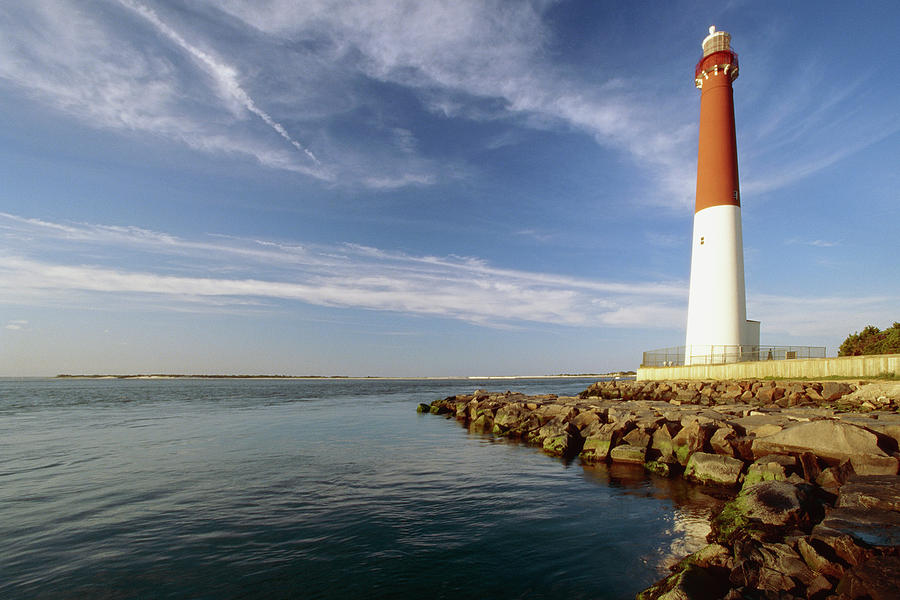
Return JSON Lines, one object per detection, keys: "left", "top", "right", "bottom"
{"left": 417, "top": 379, "right": 900, "bottom": 599}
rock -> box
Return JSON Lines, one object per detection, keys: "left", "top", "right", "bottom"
{"left": 837, "top": 475, "right": 900, "bottom": 511}
{"left": 455, "top": 401, "right": 469, "bottom": 419}
{"left": 688, "top": 543, "right": 732, "bottom": 569}
{"left": 797, "top": 536, "right": 845, "bottom": 579}
{"left": 811, "top": 523, "right": 871, "bottom": 567}
{"left": 651, "top": 423, "right": 678, "bottom": 461}
{"left": 465, "top": 398, "right": 480, "bottom": 421}
{"left": 535, "top": 418, "right": 582, "bottom": 457}
{"left": 571, "top": 410, "right": 601, "bottom": 433}
{"left": 807, "top": 573, "right": 834, "bottom": 597}
{"left": 849, "top": 454, "right": 899, "bottom": 476}
{"left": 821, "top": 381, "right": 853, "bottom": 402}
{"left": 636, "top": 564, "right": 730, "bottom": 600}
{"left": 469, "top": 412, "right": 494, "bottom": 432}
{"left": 816, "top": 460, "right": 856, "bottom": 493}
{"left": 416, "top": 402, "right": 432, "bottom": 413}
{"left": 492, "top": 403, "right": 530, "bottom": 435}
{"left": 743, "top": 455, "right": 794, "bottom": 488}
{"left": 709, "top": 426, "right": 737, "bottom": 457}
{"left": 798, "top": 452, "right": 822, "bottom": 482}
{"left": 729, "top": 540, "right": 787, "bottom": 592}
{"left": 730, "top": 541, "right": 819, "bottom": 592}
{"left": 610, "top": 444, "right": 647, "bottom": 464}
{"left": 806, "top": 387, "right": 825, "bottom": 402}
{"left": 733, "top": 414, "right": 789, "bottom": 437}
{"left": 580, "top": 420, "right": 630, "bottom": 464}
{"left": 751, "top": 420, "right": 896, "bottom": 473}
{"left": 672, "top": 420, "right": 711, "bottom": 466}
{"left": 712, "top": 481, "right": 807, "bottom": 542}
{"left": 644, "top": 459, "right": 676, "bottom": 477}
{"left": 622, "top": 427, "right": 652, "bottom": 449}
{"left": 814, "top": 506, "right": 900, "bottom": 549}
{"left": 836, "top": 556, "right": 900, "bottom": 600}
{"left": 756, "top": 386, "right": 785, "bottom": 405}
{"left": 533, "top": 403, "right": 575, "bottom": 426}
{"left": 684, "top": 452, "right": 745, "bottom": 486}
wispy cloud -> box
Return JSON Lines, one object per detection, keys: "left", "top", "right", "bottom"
{"left": 1, "top": 2, "right": 891, "bottom": 200}
{"left": 4, "top": 319, "right": 28, "bottom": 331}
{"left": 213, "top": 0, "right": 699, "bottom": 204}
{"left": 786, "top": 238, "right": 838, "bottom": 248}
{"left": 3, "top": 213, "right": 895, "bottom": 340}
{"left": 118, "top": 0, "right": 319, "bottom": 166}
{"left": 0, "top": 213, "right": 687, "bottom": 328}
{"left": 0, "top": 1, "right": 330, "bottom": 179}
{"left": 0, "top": 1, "right": 697, "bottom": 198}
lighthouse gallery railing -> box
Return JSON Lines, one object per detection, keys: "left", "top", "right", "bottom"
{"left": 641, "top": 345, "right": 826, "bottom": 368}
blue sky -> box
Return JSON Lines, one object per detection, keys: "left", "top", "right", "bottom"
{"left": 1, "top": 1, "right": 898, "bottom": 376}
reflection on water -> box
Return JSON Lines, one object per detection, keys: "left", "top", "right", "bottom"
{"left": 580, "top": 462, "right": 730, "bottom": 572}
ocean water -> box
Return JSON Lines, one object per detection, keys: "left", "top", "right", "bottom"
{"left": 0, "top": 378, "right": 727, "bottom": 599}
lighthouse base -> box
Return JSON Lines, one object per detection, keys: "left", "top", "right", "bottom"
{"left": 684, "top": 204, "right": 754, "bottom": 365}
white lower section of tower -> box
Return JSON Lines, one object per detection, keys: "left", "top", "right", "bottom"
{"left": 684, "top": 204, "right": 757, "bottom": 365}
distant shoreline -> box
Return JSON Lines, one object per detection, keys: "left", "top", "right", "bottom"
{"left": 54, "top": 373, "right": 636, "bottom": 381}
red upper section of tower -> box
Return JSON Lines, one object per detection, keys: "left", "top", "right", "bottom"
{"left": 694, "top": 30, "right": 740, "bottom": 213}
{"left": 695, "top": 50, "right": 739, "bottom": 80}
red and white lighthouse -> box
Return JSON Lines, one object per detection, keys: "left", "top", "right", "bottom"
{"left": 684, "top": 26, "right": 759, "bottom": 364}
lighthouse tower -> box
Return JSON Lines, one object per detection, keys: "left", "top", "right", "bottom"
{"left": 684, "top": 26, "right": 759, "bottom": 365}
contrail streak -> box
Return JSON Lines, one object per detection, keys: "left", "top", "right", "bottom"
{"left": 118, "top": 0, "right": 320, "bottom": 165}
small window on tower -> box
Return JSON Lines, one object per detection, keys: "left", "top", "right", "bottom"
{"left": 700, "top": 236, "right": 705, "bottom": 245}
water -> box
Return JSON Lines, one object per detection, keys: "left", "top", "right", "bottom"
{"left": 0, "top": 378, "right": 727, "bottom": 599}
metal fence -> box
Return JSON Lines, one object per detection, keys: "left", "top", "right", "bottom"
{"left": 641, "top": 345, "right": 827, "bottom": 368}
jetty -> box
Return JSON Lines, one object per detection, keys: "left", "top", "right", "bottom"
{"left": 419, "top": 378, "right": 900, "bottom": 599}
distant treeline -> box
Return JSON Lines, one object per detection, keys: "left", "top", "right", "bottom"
{"left": 838, "top": 322, "right": 900, "bottom": 356}
{"left": 555, "top": 371, "right": 637, "bottom": 377}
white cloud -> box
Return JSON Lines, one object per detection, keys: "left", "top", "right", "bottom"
{"left": 212, "top": 0, "right": 699, "bottom": 204}
{"left": 0, "top": 1, "right": 698, "bottom": 198}
{"left": 117, "top": 0, "right": 320, "bottom": 165}
{"left": 3, "top": 213, "right": 896, "bottom": 339}
{"left": 0, "top": 213, "right": 687, "bottom": 328}
{"left": 4, "top": 319, "right": 28, "bottom": 331}
{"left": 0, "top": 1, "right": 331, "bottom": 180}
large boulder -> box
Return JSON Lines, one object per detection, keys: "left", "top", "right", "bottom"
{"left": 711, "top": 481, "right": 808, "bottom": 543}
{"left": 684, "top": 452, "right": 744, "bottom": 487}
{"left": 533, "top": 403, "right": 575, "bottom": 426}
{"left": 491, "top": 403, "right": 530, "bottom": 436}
{"left": 622, "top": 427, "right": 652, "bottom": 449}
{"left": 636, "top": 563, "right": 730, "bottom": 600}
{"left": 742, "top": 455, "right": 796, "bottom": 488}
{"left": 837, "top": 475, "right": 900, "bottom": 511}
{"left": 571, "top": 410, "right": 601, "bottom": 433}
{"left": 751, "top": 420, "right": 898, "bottom": 475}
{"left": 709, "top": 425, "right": 737, "bottom": 457}
{"left": 821, "top": 381, "right": 854, "bottom": 402}
{"left": 672, "top": 420, "right": 711, "bottom": 466}
{"left": 729, "top": 540, "right": 821, "bottom": 593}
{"left": 530, "top": 417, "right": 580, "bottom": 455}
{"left": 651, "top": 423, "right": 678, "bottom": 462}
{"left": 610, "top": 444, "right": 647, "bottom": 465}
{"left": 813, "top": 506, "right": 900, "bottom": 549}
{"left": 580, "top": 419, "right": 632, "bottom": 464}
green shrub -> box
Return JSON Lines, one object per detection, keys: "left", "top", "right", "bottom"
{"left": 838, "top": 322, "right": 900, "bottom": 356}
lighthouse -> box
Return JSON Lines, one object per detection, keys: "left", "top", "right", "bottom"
{"left": 684, "top": 26, "right": 759, "bottom": 365}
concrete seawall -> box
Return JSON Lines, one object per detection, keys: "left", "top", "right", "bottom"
{"left": 638, "top": 353, "right": 899, "bottom": 381}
